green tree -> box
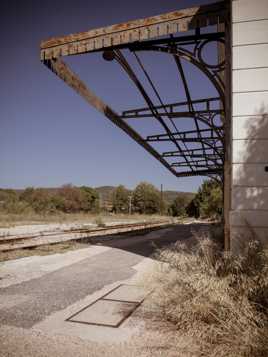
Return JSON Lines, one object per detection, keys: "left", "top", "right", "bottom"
{"left": 187, "top": 180, "right": 223, "bottom": 219}
{"left": 0, "top": 189, "right": 28, "bottom": 214}
{"left": 132, "top": 182, "right": 162, "bottom": 214}
{"left": 20, "top": 187, "right": 56, "bottom": 214}
{"left": 20, "top": 187, "right": 35, "bottom": 204}
{"left": 79, "top": 186, "right": 99, "bottom": 212}
{"left": 57, "top": 184, "right": 85, "bottom": 213}
{"left": 112, "top": 185, "right": 129, "bottom": 213}
{"left": 168, "top": 195, "right": 189, "bottom": 217}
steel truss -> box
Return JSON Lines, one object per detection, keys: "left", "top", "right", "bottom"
{"left": 109, "top": 29, "right": 225, "bottom": 179}
{"left": 41, "top": 1, "right": 227, "bottom": 180}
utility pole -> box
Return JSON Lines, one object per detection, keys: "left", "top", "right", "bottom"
{"left": 160, "top": 184, "right": 163, "bottom": 215}
{"left": 129, "top": 194, "right": 132, "bottom": 215}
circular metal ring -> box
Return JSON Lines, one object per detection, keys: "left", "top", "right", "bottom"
{"left": 197, "top": 39, "right": 225, "bottom": 69}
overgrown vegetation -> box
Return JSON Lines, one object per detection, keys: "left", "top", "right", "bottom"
{"left": 187, "top": 179, "right": 223, "bottom": 219}
{"left": 0, "top": 185, "right": 100, "bottom": 216}
{"left": 0, "top": 179, "right": 222, "bottom": 223}
{"left": 111, "top": 185, "right": 130, "bottom": 213}
{"left": 132, "top": 182, "right": 165, "bottom": 214}
{"left": 145, "top": 233, "right": 268, "bottom": 357}
{"left": 168, "top": 195, "right": 191, "bottom": 217}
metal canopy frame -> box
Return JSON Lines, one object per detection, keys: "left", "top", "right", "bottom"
{"left": 40, "top": 1, "right": 228, "bottom": 180}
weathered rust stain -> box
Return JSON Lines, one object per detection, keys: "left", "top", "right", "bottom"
{"left": 41, "top": 2, "right": 225, "bottom": 49}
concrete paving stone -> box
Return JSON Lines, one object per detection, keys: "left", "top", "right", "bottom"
{"left": 104, "top": 284, "right": 147, "bottom": 303}
{"left": 0, "top": 248, "right": 142, "bottom": 328}
{"left": 69, "top": 299, "right": 138, "bottom": 327}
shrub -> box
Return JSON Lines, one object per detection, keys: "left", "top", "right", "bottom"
{"left": 95, "top": 216, "right": 106, "bottom": 227}
{"left": 145, "top": 233, "right": 268, "bottom": 357}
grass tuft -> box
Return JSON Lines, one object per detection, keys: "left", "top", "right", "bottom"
{"left": 144, "top": 232, "right": 268, "bottom": 357}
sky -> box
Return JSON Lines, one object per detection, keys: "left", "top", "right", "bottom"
{"left": 0, "top": 0, "right": 218, "bottom": 192}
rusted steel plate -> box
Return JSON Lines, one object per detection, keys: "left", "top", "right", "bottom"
{"left": 40, "top": 1, "right": 225, "bottom": 59}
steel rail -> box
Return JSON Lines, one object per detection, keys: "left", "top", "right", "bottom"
{"left": 0, "top": 220, "right": 172, "bottom": 252}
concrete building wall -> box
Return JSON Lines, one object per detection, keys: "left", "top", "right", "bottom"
{"left": 231, "top": 0, "right": 268, "bottom": 249}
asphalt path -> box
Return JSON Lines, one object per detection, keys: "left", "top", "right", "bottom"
{"left": 0, "top": 223, "right": 208, "bottom": 329}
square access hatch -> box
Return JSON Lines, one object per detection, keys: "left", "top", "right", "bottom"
{"left": 66, "top": 284, "right": 147, "bottom": 328}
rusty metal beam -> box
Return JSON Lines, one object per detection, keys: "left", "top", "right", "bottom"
{"left": 175, "top": 168, "right": 222, "bottom": 177}
{"left": 40, "top": 1, "right": 226, "bottom": 60}
{"left": 121, "top": 97, "right": 223, "bottom": 118}
{"left": 121, "top": 109, "right": 223, "bottom": 119}
{"left": 147, "top": 128, "right": 223, "bottom": 141}
{"left": 162, "top": 147, "right": 224, "bottom": 157}
{"left": 164, "top": 153, "right": 221, "bottom": 159}
{"left": 43, "top": 58, "right": 178, "bottom": 177}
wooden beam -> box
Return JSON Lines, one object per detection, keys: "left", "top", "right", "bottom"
{"left": 44, "top": 58, "right": 178, "bottom": 177}
{"left": 40, "top": 1, "right": 226, "bottom": 60}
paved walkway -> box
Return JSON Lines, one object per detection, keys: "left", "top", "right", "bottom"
{"left": 0, "top": 223, "right": 208, "bottom": 356}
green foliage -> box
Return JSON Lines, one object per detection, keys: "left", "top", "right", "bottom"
{"left": 132, "top": 182, "right": 162, "bottom": 214}
{"left": 112, "top": 185, "right": 129, "bottom": 213}
{"left": 187, "top": 179, "right": 223, "bottom": 219}
{"left": 79, "top": 186, "right": 99, "bottom": 212}
{"left": 168, "top": 195, "right": 189, "bottom": 217}
{"left": 57, "top": 185, "right": 99, "bottom": 213}
{"left": 0, "top": 189, "right": 30, "bottom": 214}
{"left": 0, "top": 185, "right": 100, "bottom": 215}
{"left": 20, "top": 187, "right": 56, "bottom": 214}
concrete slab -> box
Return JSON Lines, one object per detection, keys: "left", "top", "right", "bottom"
{"left": 33, "top": 279, "right": 144, "bottom": 343}
{"left": 104, "top": 284, "right": 147, "bottom": 303}
{"left": 69, "top": 299, "right": 138, "bottom": 327}
{"left": 33, "top": 258, "right": 157, "bottom": 344}
{"left": 0, "top": 245, "right": 111, "bottom": 288}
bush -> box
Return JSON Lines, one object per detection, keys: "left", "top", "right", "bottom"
{"left": 0, "top": 189, "right": 32, "bottom": 214}
{"left": 21, "top": 188, "right": 58, "bottom": 214}
{"left": 95, "top": 216, "right": 106, "bottom": 227}
{"left": 145, "top": 233, "right": 268, "bottom": 357}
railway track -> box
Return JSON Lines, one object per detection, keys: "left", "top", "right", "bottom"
{"left": 0, "top": 220, "right": 172, "bottom": 252}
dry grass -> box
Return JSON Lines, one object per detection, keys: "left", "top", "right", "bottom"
{"left": 0, "top": 212, "right": 170, "bottom": 228}
{"left": 143, "top": 231, "right": 268, "bottom": 357}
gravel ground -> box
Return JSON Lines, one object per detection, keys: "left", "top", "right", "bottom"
{"left": 0, "top": 324, "right": 179, "bottom": 357}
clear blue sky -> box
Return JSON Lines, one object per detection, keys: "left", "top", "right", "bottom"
{"left": 0, "top": 0, "right": 218, "bottom": 192}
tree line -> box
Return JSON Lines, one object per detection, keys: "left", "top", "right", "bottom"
{"left": 0, "top": 180, "right": 222, "bottom": 219}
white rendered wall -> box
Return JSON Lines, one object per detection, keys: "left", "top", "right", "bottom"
{"left": 231, "top": 0, "right": 268, "bottom": 249}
